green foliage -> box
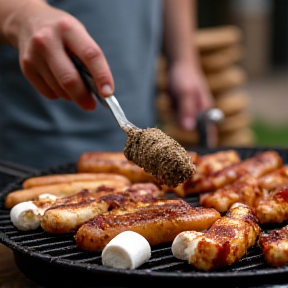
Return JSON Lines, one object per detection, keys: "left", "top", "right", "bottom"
{"left": 252, "top": 120, "right": 288, "bottom": 147}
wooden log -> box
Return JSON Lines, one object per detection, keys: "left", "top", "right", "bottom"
{"left": 206, "top": 66, "right": 246, "bottom": 95}
{"left": 200, "top": 44, "right": 244, "bottom": 73}
{"left": 219, "top": 127, "right": 256, "bottom": 146}
{"left": 195, "top": 25, "right": 243, "bottom": 52}
{"left": 214, "top": 90, "right": 250, "bottom": 117}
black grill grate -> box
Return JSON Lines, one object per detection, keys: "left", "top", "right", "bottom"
{"left": 1, "top": 147, "right": 288, "bottom": 288}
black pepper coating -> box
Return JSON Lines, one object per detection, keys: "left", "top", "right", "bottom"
{"left": 123, "top": 127, "right": 196, "bottom": 187}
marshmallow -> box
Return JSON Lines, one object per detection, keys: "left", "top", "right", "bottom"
{"left": 102, "top": 231, "right": 151, "bottom": 269}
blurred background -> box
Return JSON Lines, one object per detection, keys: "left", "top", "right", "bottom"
{"left": 156, "top": 0, "right": 288, "bottom": 148}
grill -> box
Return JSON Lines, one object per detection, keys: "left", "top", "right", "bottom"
{"left": 1, "top": 147, "right": 288, "bottom": 288}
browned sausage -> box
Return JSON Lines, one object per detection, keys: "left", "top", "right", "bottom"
{"left": 74, "top": 199, "right": 221, "bottom": 251}
{"left": 77, "top": 151, "right": 158, "bottom": 183}
{"left": 22, "top": 173, "right": 131, "bottom": 188}
{"left": 5, "top": 179, "right": 130, "bottom": 209}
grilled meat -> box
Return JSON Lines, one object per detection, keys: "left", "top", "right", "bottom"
{"left": 74, "top": 199, "right": 221, "bottom": 251}
{"left": 40, "top": 183, "right": 162, "bottom": 233}
{"left": 172, "top": 202, "right": 261, "bottom": 271}
{"left": 258, "top": 165, "right": 288, "bottom": 195}
{"left": 22, "top": 173, "right": 131, "bottom": 189}
{"left": 180, "top": 151, "right": 282, "bottom": 196}
{"left": 199, "top": 174, "right": 262, "bottom": 213}
{"left": 199, "top": 165, "right": 288, "bottom": 214}
{"left": 256, "top": 187, "right": 288, "bottom": 224}
{"left": 5, "top": 178, "right": 130, "bottom": 209}
{"left": 77, "top": 152, "right": 158, "bottom": 183}
{"left": 258, "top": 225, "right": 288, "bottom": 267}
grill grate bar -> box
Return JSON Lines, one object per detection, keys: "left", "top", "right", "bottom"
{"left": 37, "top": 244, "right": 78, "bottom": 254}
{"left": 20, "top": 240, "right": 75, "bottom": 249}
{"left": 56, "top": 251, "right": 99, "bottom": 260}
{"left": 0, "top": 220, "right": 12, "bottom": 226}
{"left": 9, "top": 233, "right": 50, "bottom": 241}
{"left": 18, "top": 238, "right": 74, "bottom": 247}
{"left": 147, "top": 261, "right": 186, "bottom": 271}
{"left": 0, "top": 159, "right": 37, "bottom": 174}
{"left": 151, "top": 246, "right": 171, "bottom": 255}
{"left": 9, "top": 231, "right": 71, "bottom": 241}
{"left": 0, "top": 225, "right": 15, "bottom": 231}
{"left": 232, "top": 262, "right": 266, "bottom": 271}
{"left": 150, "top": 255, "right": 174, "bottom": 263}
{"left": 0, "top": 166, "right": 29, "bottom": 178}
{"left": 239, "top": 253, "right": 263, "bottom": 263}
{"left": 73, "top": 255, "right": 102, "bottom": 263}
{"left": 4, "top": 230, "right": 38, "bottom": 236}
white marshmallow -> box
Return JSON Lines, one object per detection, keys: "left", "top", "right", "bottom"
{"left": 10, "top": 201, "right": 41, "bottom": 231}
{"left": 102, "top": 231, "right": 151, "bottom": 269}
{"left": 172, "top": 231, "right": 202, "bottom": 260}
{"left": 38, "top": 193, "right": 58, "bottom": 201}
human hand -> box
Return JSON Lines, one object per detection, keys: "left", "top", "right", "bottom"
{"left": 2, "top": 0, "right": 114, "bottom": 110}
{"left": 167, "top": 60, "right": 213, "bottom": 131}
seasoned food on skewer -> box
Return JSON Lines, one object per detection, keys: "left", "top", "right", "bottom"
{"left": 75, "top": 199, "right": 221, "bottom": 252}
{"left": 124, "top": 127, "right": 196, "bottom": 187}
{"left": 172, "top": 202, "right": 261, "bottom": 271}
{"left": 163, "top": 150, "right": 241, "bottom": 197}
{"left": 258, "top": 225, "right": 288, "bottom": 267}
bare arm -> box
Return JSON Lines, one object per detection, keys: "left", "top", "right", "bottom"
{"left": 0, "top": 0, "right": 114, "bottom": 110}
{"left": 163, "top": 0, "right": 213, "bottom": 130}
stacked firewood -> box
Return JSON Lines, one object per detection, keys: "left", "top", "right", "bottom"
{"left": 156, "top": 25, "right": 256, "bottom": 147}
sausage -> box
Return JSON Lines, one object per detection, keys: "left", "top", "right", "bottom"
{"left": 181, "top": 150, "right": 283, "bottom": 196}
{"left": 74, "top": 199, "right": 221, "bottom": 251}
{"left": 22, "top": 173, "right": 131, "bottom": 188}
{"left": 41, "top": 190, "right": 127, "bottom": 234}
{"left": 5, "top": 178, "right": 130, "bottom": 209}
{"left": 40, "top": 183, "right": 163, "bottom": 234}
{"left": 77, "top": 152, "right": 159, "bottom": 183}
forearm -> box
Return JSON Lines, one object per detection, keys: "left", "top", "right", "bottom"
{"left": 163, "top": 0, "right": 199, "bottom": 65}
{"left": 163, "top": 0, "right": 213, "bottom": 131}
